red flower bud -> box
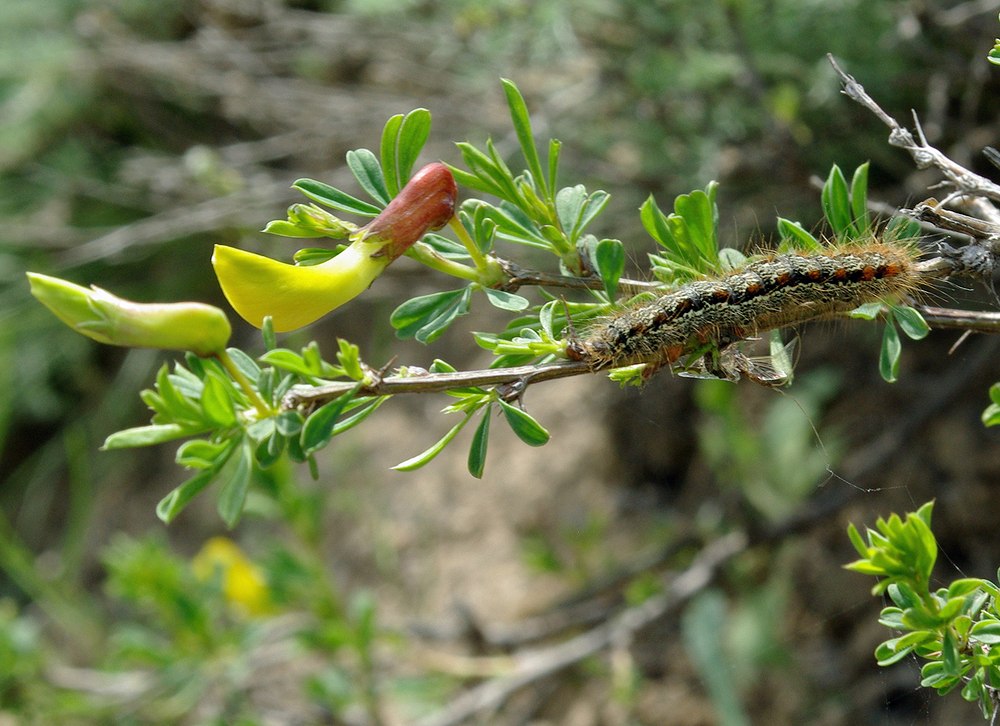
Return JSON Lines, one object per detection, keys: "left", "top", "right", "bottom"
{"left": 363, "top": 162, "right": 457, "bottom": 260}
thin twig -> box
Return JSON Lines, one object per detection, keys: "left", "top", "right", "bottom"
{"left": 282, "top": 360, "right": 592, "bottom": 409}
{"left": 828, "top": 54, "right": 1000, "bottom": 203}
{"left": 915, "top": 305, "right": 1000, "bottom": 334}
{"left": 496, "top": 257, "right": 660, "bottom": 295}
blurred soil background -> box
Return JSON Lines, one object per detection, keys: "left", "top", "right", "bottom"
{"left": 2, "top": 1, "right": 1000, "bottom": 724}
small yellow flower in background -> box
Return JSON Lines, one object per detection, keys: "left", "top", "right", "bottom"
{"left": 192, "top": 536, "right": 272, "bottom": 617}
{"left": 213, "top": 162, "right": 458, "bottom": 332}
{"left": 26, "top": 273, "right": 231, "bottom": 356}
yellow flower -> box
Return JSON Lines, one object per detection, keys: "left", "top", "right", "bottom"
{"left": 192, "top": 537, "right": 272, "bottom": 617}
{"left": 26, "top": 272, "right": 231, "bottom": 356}
{"left": 214, "top": 163, "right": 457, "bottom": 332}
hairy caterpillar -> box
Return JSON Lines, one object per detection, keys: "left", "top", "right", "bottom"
{"left": 567, "top": 241, "right": 922, "bottom": 381}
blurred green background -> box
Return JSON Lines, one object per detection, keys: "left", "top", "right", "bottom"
{"left": 3, "top": 1, "right": 1000, "bottom": 723}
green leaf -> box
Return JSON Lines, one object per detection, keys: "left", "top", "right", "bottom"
{"left": 294, "top": 247, "right": 339, "bottom": 266}
{"left": 889, "top": 582, "right": 921, "bottom": 609}
{"left": 984, "top": 383, "right": 1000, "bottom": 427}
{"left": 300, "top": 387, "right": 360, "bottom": 456}
{"left": 397, "top": 108, "right": 431, "bottom": 188}
{"left": 594, "top": 238, "right": 626, "bottom": 301}
{"left": 915, "top": 500, "right": 935, "bottom": 528}
{"left": 467, "top": 406, "right": 492, "bottom": 478}
{"left": 469, "top": 205, "right": 498, "bottom": 256}
{"left": 390, "top": 287, "right": 473, "bottom": 343}
{"left": 454, "top": 142, "right": 520, "bottom": 203}
{"left": 448, "top": 152, "right": 506, "bottom": 200}
{"left": 555, "top": 185, "right": 586, "bottom": 236}
{"left": 346, "top": 149, "right": 390, "bottom": 206}
{"left": 674, "top": 184, "right": 718, "bottom": 262}
{"left": 262, "top": 220, "right": 329, "bottom": 238}
{"left": 379, "top": 108, "right": 432, "bottom": 197}
{"left": 262, "top": 317, "right": 277, "bottom": 351}
{"left": 155, "top": 364, "right": 203, "bottom": 424}
{"left": 575, "top": 191, "right": 610, "bottom": 241}
{"left": 475, "top": 202, "right": 549, "bottom": 248}
{"left": 821, "top": 164, "right": 852, "bottom": 238}
{"left": 538, "top": 300, "right": 559, "bottom": 339}
{"left": 850, "top": 162, "right": 871, "bottom": 235}
{"left": 429, "top": 358, "right": 457, "bottom": 374}
{"left": 498, "top": 399, "right": 550, "bottom": 446}
{"left": 380, "top": 113, "right": 404, "bottom": 196}
{"left": 991, "top": 382, "right": 1000, "bottom": 407}
{"left": 846, "top": 523, "right": 870, "bottom": 559}
{"left": 103, "top": 423, "right": 199, "bottom": 449}
{"left": 640, "top": 195, "right": 673, "bottom": 248}
{"left": 258, "top": 349, "right": 310, "bottom": 377}
{"left": 176, "top": 439, "right": 232, "bottom": 469}
{"left": 875, "top": 639, "right": 916, "bottom": 666}
{"left": 392, "top": 414, "right": 473, "bottom": 471}
{"left": 776, "top": 217, "right": 822, "bottom": 252}
{"left": 156, "top": 468, "right": 217, "bottom": 524}
{"left": 547, "top": 138, "right": 561, "bottom": 198}
{"left": 879, "top": 321, "right": 902, "bottom": 383}
{"left": 226, "top": 347, "right": 261, "bottom": 380}
{"left": 484, "top": 288, "right": 530, "bottom": 311}
{"left": 892, "top": 305, "right": 930, "bottom": 340}
{"left": 960, "top": 670, "right": 985, "bottom": 708}
{"left": 274, "top": 410, "right": 304, "bottom": 437}
{"left": 920, "top": 660, "right": 960, "bottom": 691}
{"left": 336, "top": 339, "right": 364, "bottom": 380}
{"left": 331, "top": 396, "right": 386, "bottom": 436}
{"left": 391, "top": 288, "right": 465, "bottom": 334}
{"left": 639, "top": 185, "right": 720, "bottom": 277}
{"left": 501, "top": 78, "right": 548, "bottom": 201}
{"left": 878, "top": 607, "right": 905, "bottom": 629}
{"left": 941, "top": 629, "right": 962, "bottom": 677}
{"left": 844, "top": 559, "right": 886, "bottom": 576}
{"left": 292, "top": 179, "right": 382, "bottom": 216}
{"left": 216, "top": 437, "right": 253, "bottom": 528}
{"left": 201, "top": 372, "right": 237, "bottom": 427}
{"left": 850, "top": 302, "right": 883, "bottom": 320}
{"left": 971, "top": 620, "right": 1000, "bottom": 644}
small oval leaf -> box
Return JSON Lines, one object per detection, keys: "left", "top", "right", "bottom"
{"left": 216, "top": 438, "right": 253, "bottom": 528}
{"left": 467, "top": 406, "right": 492, "bottom": 479}
{"left": 498, "top": 399, "right": 550, "bottom": 447}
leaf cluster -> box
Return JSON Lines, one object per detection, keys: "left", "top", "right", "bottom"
{"left": 847, "top": 502, "right": 1000, "bottom": 719}
{"left": 106, "top": 339, "right": 381, "bottom": 527}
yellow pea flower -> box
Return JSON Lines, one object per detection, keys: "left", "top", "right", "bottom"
{"left": 26, "top": 272, "right": 231, "bottom": 356}
{"left": 213, "top": 162, "right": 457, "bottom": 332}
{"left": 192, "top": 536, "right": 272, "bottom": 617}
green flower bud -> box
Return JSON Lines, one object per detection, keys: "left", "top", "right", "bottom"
{"left": 263, "top": 204, "right": 360, "bottom": 239}
{"left": 27, "top": 272, "right": 231, "bottom": 356}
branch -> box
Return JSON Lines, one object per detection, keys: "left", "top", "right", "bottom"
{"left": 282, "top": 297, "right": 999, "bottom": 410}
{"left": 282, "top": 360, "right": 592, "bottom": 409}
{"left": 828, "top": 54, "right": 1000, "bottom": 203}
{"left": 495, "top": 256, "right": 661, "bottom": 294}
{"left": 413, "top": 531, "right": 749, "bottom": 726}
{"left": 915, "top": 305, "right": 1000, "bottom": 334}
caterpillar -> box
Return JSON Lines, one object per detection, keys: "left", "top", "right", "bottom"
{"left": 566, "top": 241, "right": 922, "bottom": 381}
